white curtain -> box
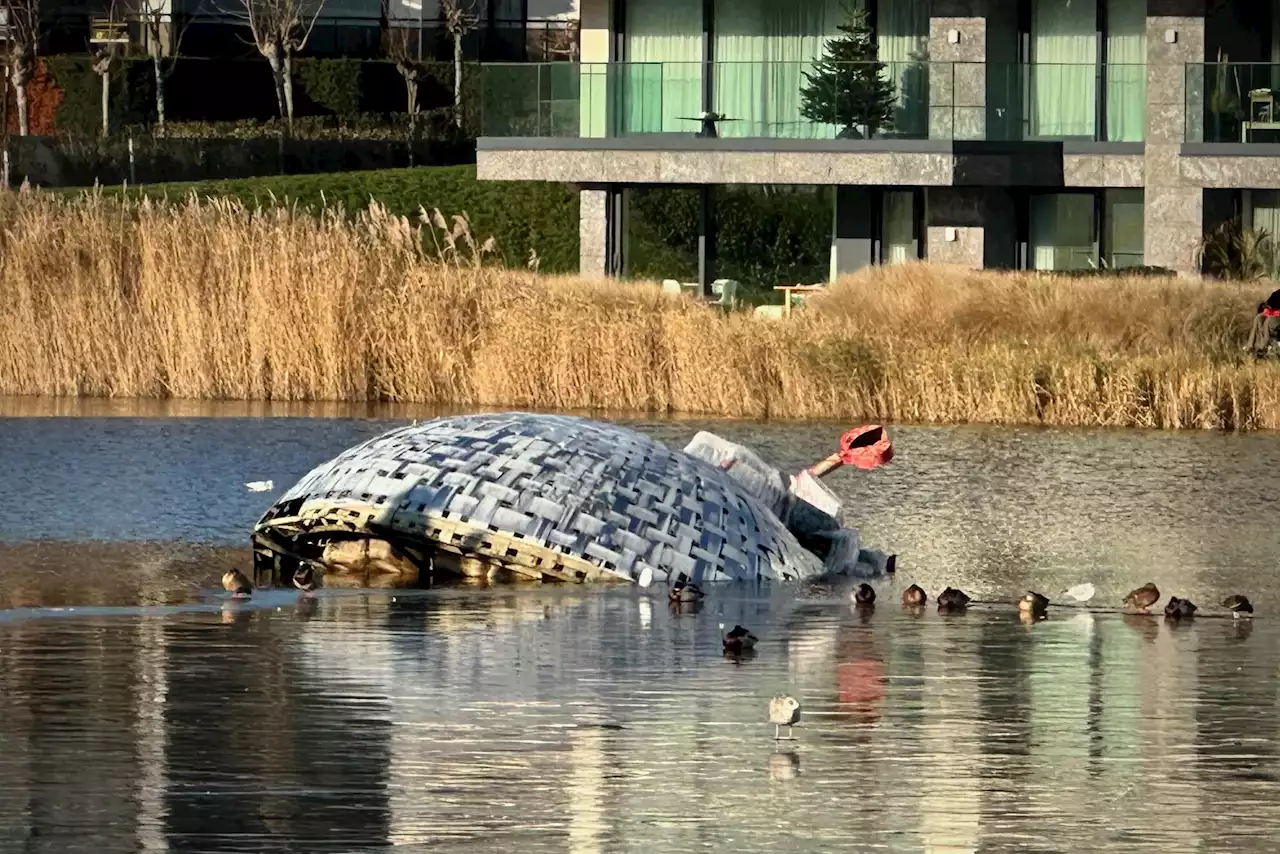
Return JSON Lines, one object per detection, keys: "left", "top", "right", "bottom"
{"left": 1030, "top": 194, "right": 1096, "bottom": 271}
{"left": 877, "top": 0, "right": 930, "bottom": 137}
{"left": 1103, "top": 189, "right": 1144, "bottom": 268}
{"left": 1251, "top": 190, "right": 1280, "bottom": 277}
{"left": 1105, "top": 0, "right": 1146, "bottom": 142}
{"left": 625, "top": 0, "right": 704, "bottom": 133}
{"left": 714, "top": 0, "right": 845, "bottom": 138}
{"left": 1031, "top": 0, "right": 1097, "bottom": 138}
{"left": 883, "top": 191, "right": 917, "bottom": 262}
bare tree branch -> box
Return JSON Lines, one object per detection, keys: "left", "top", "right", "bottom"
{"left": 221, "top": 0, "right": 327, "bottom": 129}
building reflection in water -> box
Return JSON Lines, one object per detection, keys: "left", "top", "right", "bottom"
{"left": 0, "top": 585, "right": 1279, "bottom": 851}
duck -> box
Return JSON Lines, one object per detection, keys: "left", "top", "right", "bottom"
{"left": 1019, "top": 591, "right": 1050, "bottom": 619}
{"left": 902, "top": 584, "right": 927, "bottom": 607}
{"left": 222, "top": 569, "right": 253, "bottom": 599}
{"left": 1222, "top": 594, "right": 1254, "bottom": 617}
{"left": 853, "top": 583, "right": 876, "bottom": 606}
{"left": 1164, "top": 596, "right": 1198, "bottom": 620}
{"left": 721, "top": 623, "right": 758, "bottom": 654}
{"left": 937, "top": 587, "right": 971, "bottom": 612}
{"left": 669, "top": 575, "right": 705, "bottom": 604}
{"left": 1122, "top": 582, "right": 1160, "bottom": 613}
{"left": 292, "top": 565, "right": 317, "bottom": 593}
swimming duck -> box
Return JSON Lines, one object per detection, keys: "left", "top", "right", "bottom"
{"left": 292, "top": 565, "right": 317, "bottom": 593}
{"left": 1222, "top": 594, "right": 1254, "bottom": 617}
{"left": 669, "top": 575, "right": 705, "bottom": 604}
{"left": 1164, "top": 596, "right": 1198, "bottom": 620}
{"left": 768, "top": 695, "right": 802, "bottom": 740}
{"left": 721, "top": 623, "right": 758, "bottom": 654}
{"left": 1122, "top": 582, "right": 1160, "bottom": 613}
{"left": 1019, "top": 591, "right": 1050, "bottom": 619}
{"left": 937, "top": 587, "right": 971, "bottom": 612}
{"left": 853, "top": 583, "right": 876, "bottom": 605}
{"left": 902, "top": 584, "right": 927, "bottom": 607}
{"left": 222, "top": 569, "right": 253, "bottom": 598}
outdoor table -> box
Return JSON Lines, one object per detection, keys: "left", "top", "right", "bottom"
{"left": 773, "top": 284, "right": 827, "bottom": 318}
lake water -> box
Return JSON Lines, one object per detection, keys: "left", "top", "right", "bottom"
{"left": 2, "top": 402, "right": 1280, "bottom": 852}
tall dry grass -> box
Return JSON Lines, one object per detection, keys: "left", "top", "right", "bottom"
{"left": 1, "top": 189, "right": 1278, "bottom": 429}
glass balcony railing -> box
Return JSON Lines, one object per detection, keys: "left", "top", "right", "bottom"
{"left": 1188, "top": 63, "right": 1280, "bottom": 143}
{"left": 478, "top": 62, "right": 1146, "bottom": 143}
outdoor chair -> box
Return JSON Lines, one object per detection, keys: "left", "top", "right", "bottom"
{"left": 710, "top": 279, "right": 739, "bottom": 309}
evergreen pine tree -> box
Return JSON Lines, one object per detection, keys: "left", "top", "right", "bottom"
{"left": 799, "top": 7, "right": 898, "bottom": 139}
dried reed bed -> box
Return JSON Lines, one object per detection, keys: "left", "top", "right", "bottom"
{"left": 1, "top": 190, "right": 1278, "bottom": 429}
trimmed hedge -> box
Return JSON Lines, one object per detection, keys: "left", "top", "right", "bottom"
{"left": 96, "top": 165, "right": 580, "bottom": 273}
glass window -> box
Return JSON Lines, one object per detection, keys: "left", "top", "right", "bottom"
{"left": 1105, "top": 0, "right": 1146, "bottom": 142}
{"left": 1248, "top": 190, "right": 1280, "bottom": 276}
{"left": 882, "top": 191, "right": 918, "bottom": 263}
{"left": 624, "top": 0, "right": 704, "bottom": 133}
{"left": 1029, "top": 0, "right": 1097, "bottom": 138}
{"left": 1030, "top": 193, "right": 1096, "bottom": 271}
{"left": 713, "top": 0, "right": 846, "bottom": 139}
{"left": 877, "top": 0, "right": 930, "bottom": 138}
{"left": 1104, "top": 189, "right": 1144, "bottom": 269}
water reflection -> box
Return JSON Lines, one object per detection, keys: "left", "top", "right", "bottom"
{"left": 0, "top": 590, "right": 1276, "bottom": 851}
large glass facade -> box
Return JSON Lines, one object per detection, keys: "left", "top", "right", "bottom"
{"left": 1029, "top": 190, "right": 1145, "bottom": 272}
{"left": 624, "top": 0, "right": 704, "bottom": 133}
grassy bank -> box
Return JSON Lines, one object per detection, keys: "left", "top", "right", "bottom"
{"left": 88, "top": 165, "right": 581, "bottom": 273}
{"left": 2, "top": 190, "right": 1277, "bottom": 429}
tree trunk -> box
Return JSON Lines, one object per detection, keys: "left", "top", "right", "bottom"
{"left": 283, "top": 53, "right": 294, "bottom": 133}
{"left": 453, "top": 33, "right": 463, "bottom": 128}
{"left": 152, "top": 52, "right": 166, "bottom": 134}
{"left": 265, "top": 46, "right": 287, "bottom": 121}
{"left": 13, "top": 65, "right": 30, "bottom": 137}
{"left": 101, "top": 70, "right": 110, "bottom": 137}
{"left": 406, "top": 77, "right": 418, "bottom": 132}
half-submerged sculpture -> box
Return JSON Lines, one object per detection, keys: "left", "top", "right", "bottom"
{"left": 251, "top": 413, "right": 894, "bottom": 590}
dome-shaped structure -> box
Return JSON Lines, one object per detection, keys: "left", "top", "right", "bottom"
{"left": 252, "top": 413, "right": 826, "bottom": 585}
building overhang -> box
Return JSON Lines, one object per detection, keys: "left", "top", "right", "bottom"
{"left": 477, "top": 137, "right": 1145, "bottom": 188}
{"left": 1178, "top": 144, "right": 1280, "bottom": 189}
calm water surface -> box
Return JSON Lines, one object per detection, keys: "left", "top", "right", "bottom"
{"left": 2, "top": 403, "right": 1280, "bottom": 852}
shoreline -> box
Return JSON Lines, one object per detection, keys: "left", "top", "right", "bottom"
{"left": 3, "top": 192, "right": 1278, "bottom": 431}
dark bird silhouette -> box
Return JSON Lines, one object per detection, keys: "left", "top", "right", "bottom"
{"left": 853, "top": 583, "right": 876, "bottom": 605}
{"left": 292, "top": 565, "right": 317, "bottom": 593}
{"left": 1222, "top": 595, "right": 1254, "bottom": 617}
{"left": 670, "top": 575, "right": 705, "bottom": 604}
{"left": 721, "top": 623, "right": 758, "bottom": 654}
{"left": 937, "top": 587, "right": 971, "bottom": 612}
{"left": 1164, "top": 596, "right": 1198, "bottom": 620}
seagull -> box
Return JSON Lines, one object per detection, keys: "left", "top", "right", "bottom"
{"left": 769, "top": 696, "right": 801, "bottom": 740}
{"left": 1063, "top": 583, "right": 1096, "bottom": 603}
{"left": 245, "top": 480, "right": 274, "bottom": 493}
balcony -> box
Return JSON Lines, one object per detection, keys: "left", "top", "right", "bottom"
{"left": 477, "top": 61, "right": 1147, "bottom": 144}
{"left": 1188, "top": 63, "right": 1280, "bottom": 144}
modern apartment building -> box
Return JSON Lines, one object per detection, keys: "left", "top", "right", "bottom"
{"left": 476, "top": 0, "right": 1280, "bottom": 284}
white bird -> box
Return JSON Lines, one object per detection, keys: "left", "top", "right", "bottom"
{"left": 637, "top": 566, "right": 654, "bottom": 589}
{"left": 1063, "top": 583, "right": 1096, "bottom": 603}
{"left": 245, "top": 480, "right": 274, "bottom": 493}
{"left": 768, "top": 696, "right": 801, "bottom": 740}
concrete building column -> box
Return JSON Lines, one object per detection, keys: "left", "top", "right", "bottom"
{"left": 926, "top": 187, "right": 986, "bottom": 267}
{"left": 829, "top": 187, "right": 875, "bottom": 280}
{"left": 579, "top": 188, "right": 609, "bottom": 278}
{"left": 1144, "top": 1, "right": 1206, "bottom": 275}
{"left": 929, "top": 1, "right": 988, "bottom": 141}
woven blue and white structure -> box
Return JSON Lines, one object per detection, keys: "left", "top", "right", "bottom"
{"left": 253, "top": 412, "right": 829, "bottom": 585}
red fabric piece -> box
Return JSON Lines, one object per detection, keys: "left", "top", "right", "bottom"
{"left": 838, "top": 425, "right": 894, "bottom": 470}
{"left": 1264, "top": 307, "right": 1280, "bottom": 318}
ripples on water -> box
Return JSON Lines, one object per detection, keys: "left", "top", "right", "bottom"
{"left": 2, "top": 408, "right": 1280, "bottom": 851}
